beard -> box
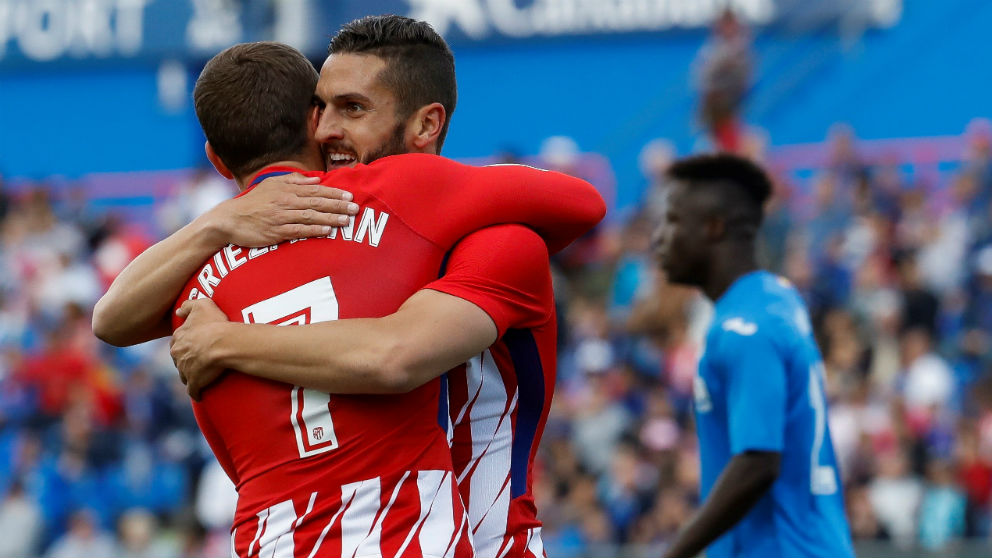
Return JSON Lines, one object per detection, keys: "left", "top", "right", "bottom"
{"left": 361, "top": 121, "right": 408, "bottom": 164}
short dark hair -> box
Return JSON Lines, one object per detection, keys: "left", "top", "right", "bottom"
{"left": 193, "top": 42, "right": 319, "bottom": 178}
{"left": 667, "top": 153, "right": 773, "bottom": 231}
{"left": 329, "top": 15, "right": 457, "bottom": 150}
{"left": 668, "top": 154, "right": 773, "bottom": 207}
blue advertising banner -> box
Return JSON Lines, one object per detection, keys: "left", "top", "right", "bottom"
{"left": 0, "top": 0, "right": 902, "bottom": 69}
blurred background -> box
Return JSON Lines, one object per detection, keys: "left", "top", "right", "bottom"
{"left": 1, "top": 0, "right": 991, "bottom": 556}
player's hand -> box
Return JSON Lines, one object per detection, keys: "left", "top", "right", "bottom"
{"left": 171, "top": 298, "right": 230, "bottom": 401}
{"left": 205, "top": 173, "right": 359, "bottom": 247}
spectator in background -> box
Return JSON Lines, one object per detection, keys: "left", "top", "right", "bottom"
{"left": 0, "top": 480, "right": 42, "bottom": 557}
{"left": 896, "top": 255, "right": 940, "bottom": 337}
{"left": 115, "top": 508, "right": 177, "bottom": 558}
{"left": 869, "top": 448, "right": 923, "bottom": 547}
{"left": 962, "top": 118, "right": 992, "bottom": 197}
{"left": 918, "top": 460, "right": 966, "bottom": 551}
{"left": 846, "top": 485, "right": 888, "bottom": 541}
{"left": 899, "top": 328, "right": 954, "bottom": 418}
{"left": 0, "top": 172, "right": 10, "bottom": 222}
{"left": 826, "top": 124, "right": 866, "bottom": 187}
{"left": 955, "top": 426, "right": 992, "bottom": 537}
{"left": 964, "top": 245, "right": 992, "bottom": 336}
{"left": 693, "top": 9, "right": 752, "bottom": 153}
{"left": 45, "top": 509, "right": 116, "bottom": 558}
{"left": 757, "top": 177, "right": 794, "bottom": 273}
{"left": 638, "top": 139, "right": 676, "bottom": 225}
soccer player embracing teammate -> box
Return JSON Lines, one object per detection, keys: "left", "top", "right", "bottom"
{"left": 95, "top": 16, "right": 606, "bottom": 558}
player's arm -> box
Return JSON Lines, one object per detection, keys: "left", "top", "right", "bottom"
{"left": 174, "top": 288, "right": 496, "bottom": 397}
{"left": 375, "top": 155, "right": 607, "bottom": 254}
{"left": 171, "top": 225, "right": 550, "bottom": 399}
{"left": 663, "top": 451, "right": 781, "bottom": 558}
{"left": 664, "top": 324, "right": 787, "bottom": 558}
{"left": 92, "top": 175, "right": 358, "bottom": 346}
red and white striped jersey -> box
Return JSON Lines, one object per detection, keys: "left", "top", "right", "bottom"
{"left": 231, "top": 470, "right": 470, "bottom": 558}
{"left": 425, "top": 225, "right": 558, "bottom": 558}
{"left": 171, "top": 155, "right": 603, "bottom": 558}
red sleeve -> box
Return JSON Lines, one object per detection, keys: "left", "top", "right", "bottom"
{"left": 423, "top": 224, "right": 553, "bottom": 338}
{"left": 365, "top": 154, "right": 606, "bottom": 254}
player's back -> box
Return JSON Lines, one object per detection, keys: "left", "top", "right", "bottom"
{"left": 694, "top": 271, "right": 854, "bottom": 558}
{"left": 173, "top": 164, "right": 470, "bottom": 558}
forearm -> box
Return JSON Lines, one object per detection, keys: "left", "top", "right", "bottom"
{"left": 664, "top": 452, "right": 780, "bottom": 558}
{"left": 206, "top": 292, "right": 496, "bottom": 394}
{"left": 207, "top": 319, "right": 407, "bottom": 393}
{"left": 93, "top": 218, "right": 225, "bottom": 346}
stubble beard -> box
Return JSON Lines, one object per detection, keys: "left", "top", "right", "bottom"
{"left": 361, "top": 121, "right": 408, "bottom": 165}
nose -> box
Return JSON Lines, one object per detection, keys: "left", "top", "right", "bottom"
{"left": 315, "top": 110, "right": 344, "bottom": 143}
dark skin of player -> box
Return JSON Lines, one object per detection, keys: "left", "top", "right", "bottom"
{"left": 652, "top": 178, "right": 782, "bottom": 558}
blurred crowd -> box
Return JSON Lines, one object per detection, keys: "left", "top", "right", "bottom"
{"left": 0, "top": 174, "right": 240, "bottom": 557}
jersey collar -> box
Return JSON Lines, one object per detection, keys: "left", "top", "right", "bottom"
{"left": 238, "top": 165, "right": 307, "bottom": 197}
{"left": 716, "top": 270, "right": 770, "bottom": 309}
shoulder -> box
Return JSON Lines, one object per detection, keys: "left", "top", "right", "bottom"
{"left": 452, "top": 225, "right": 549, "bottom": 269}
{"left": 710, "top": 302, "right": 793, "bottom": 360}
{"left": 368, "top": 152, "right": 461, "bottom": 173}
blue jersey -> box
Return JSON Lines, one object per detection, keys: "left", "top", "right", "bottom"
{"left": 693, "top": 271, "right": 854, "bottom": 558}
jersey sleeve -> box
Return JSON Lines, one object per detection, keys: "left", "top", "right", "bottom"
{"left": 369, "top": 154, "right": 606, "bottom": 254}
{"left": 720, "top": 320, "right": 787, "bottom": 455}
{"left": 422, "top": 224, "right": 553, "bottom": 338}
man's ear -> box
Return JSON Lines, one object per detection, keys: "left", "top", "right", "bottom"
{"left": 307, "top": 104, "right": 321, "bottom": 136}
{"left": 204, "top": 142, "right": 234, "bottom": 180}
{"left": 407, "top": 102, "right": 445, "bottom": 154}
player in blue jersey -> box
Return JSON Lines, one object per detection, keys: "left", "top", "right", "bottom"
{"left": 653, "top": 153, "right": 854, "bottom": 558}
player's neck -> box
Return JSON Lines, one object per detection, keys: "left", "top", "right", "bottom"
{"left": 235, "top": 154, "right": 325, "bottom": 191}
{"left": 704, "top": 245, "right": 759, "bottom": 301}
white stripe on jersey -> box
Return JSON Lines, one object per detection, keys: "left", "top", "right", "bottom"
{"left": 248, "top": 509, "right": 267, "bottom": 556}
{"left": 230, "top": 529, "right": 237, "bottom": 558}
{"left": 256, "top": 499, "right": 297, "bottom": 558}
{"left": 526, "top": 527, "right": 545, "bottom": 557}
{"left": 459, "top": 352, "right": 517, "bottom": 556}
{"left": 238, "top": 471, "right": 463, "bottom": 558}
{"left": 496, "top": 538, "right": 514, "bottom": 558}
{"left": 340, "top": 478, "right": 383, "bottom": 558}
{"left": 418, "top": 471, "right": 457, "bottom": 557}
{"left": 395, "top": 471, "right": 440, "bottom": 557}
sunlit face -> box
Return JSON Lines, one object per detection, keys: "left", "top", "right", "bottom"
{"left": 652, "top": 181, "right": 708, "bottom": 286}
{"left": 314, "top": 53, "right": 409, "bottom": 170}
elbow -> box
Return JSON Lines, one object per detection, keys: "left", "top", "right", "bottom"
{"left": 579, "top": 182, "right": 607, "bottom": 226}
{"left": 91, "top": 299, "right": 124, "bottom": 346}
{"left": 753, "top": 452, "right": 782, "bottom": 489}
{"left": 373, "top": 361, "right": 418, "bottom": 394}
{"left": 591, "top": 193, "right": 607, "bottom": 225}
{"left": 367, "top": 337, "right": 423, "bottom": 394}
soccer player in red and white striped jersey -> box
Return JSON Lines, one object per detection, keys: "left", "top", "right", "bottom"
{"left": 171, "top": 160, "right": 592, "bottom": 557}
{"left": 177, "top": 212, "right": 572, "bottom": 557}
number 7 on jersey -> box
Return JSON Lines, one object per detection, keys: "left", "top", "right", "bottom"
{"left": 241, "top": 277, "right": 340, "bottom": 458}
